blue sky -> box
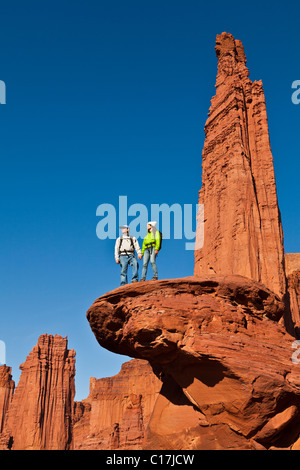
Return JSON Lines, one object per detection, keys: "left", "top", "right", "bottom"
{"left": 0, "top": 0, "right": 299, "bottom": 400}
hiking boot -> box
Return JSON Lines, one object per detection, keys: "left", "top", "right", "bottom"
{"left": 152, "top": 277, "right": 158, "bottom": 281}
{"left": 131, "top": 279, "right": 138, "bottom": 283}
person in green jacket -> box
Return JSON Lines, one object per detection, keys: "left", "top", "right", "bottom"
{"left": 141, "top": 221, "right": 161, "bottom": 281}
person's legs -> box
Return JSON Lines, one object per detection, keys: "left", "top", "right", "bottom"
{"left": 129, "top": 255, "right": 139, "bottom": 282}
{"left": 119, "top": 255, "right": 129, "bottom": 285}
{"left": 141, "top": 249, "right": 150, "bottom": 280}
{"left": 150, "top": 247, "right": 158, "bottom": 279}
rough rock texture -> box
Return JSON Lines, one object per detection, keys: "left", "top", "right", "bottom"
{"left": 286, "top": 254, "right": 300, "bottom": 276}
{"left": 0, "top": 366, "right": 14, "bottom": 433}
{"left": 286, "top": 254, "right": 300, "bottom": 336}
{"left": 194, "top": 32, "right": 286, "bottom": 299}
{"left": 87, "top": 276, "right": 300, "bottom": 450}
{"left": 0, "top": 366, "right": 14, "bottom": 450}
{"left": 73, "top": 359, "right": 161, "bottom": 450}
{"left": 3, "top": 334, "right": 75, "bottom": 450}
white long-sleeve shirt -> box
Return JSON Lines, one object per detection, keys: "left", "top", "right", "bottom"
{"left": 114, "top": 235, "right": 142, "bottom": 261}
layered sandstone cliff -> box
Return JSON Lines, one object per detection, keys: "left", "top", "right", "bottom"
{"left": 0, "top": 366, "right": 14, "bottom": 449}
{"left": 286, "top": 254, "right": 300, "bottom": 336}
{"left": 73, "top": 359, "right": 161, "bottom": 449}
{"left": 0, "top": 366, "right": 14, "bottom": 433}
{"left": 0, "top": 334, "right": 75, "bottom": 450}
{"left": 194, "top": 32, "right": 286, "bottom": 299}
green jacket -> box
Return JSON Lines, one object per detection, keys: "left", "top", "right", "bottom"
{"left": 141, "top": 231, "right": 161, "bottom": 255}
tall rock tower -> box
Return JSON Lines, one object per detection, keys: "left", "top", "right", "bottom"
{"left": 194, "top": 32, "right": 286, "bottom": 298}
{"left": 4, "top": 334, "right": 75, "bottom": 450}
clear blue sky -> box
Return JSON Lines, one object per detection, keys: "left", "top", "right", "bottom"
{"left": 1, "top": 0, "right": 299, "bottom": 400}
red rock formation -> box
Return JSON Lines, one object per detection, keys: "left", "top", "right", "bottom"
{"left": 0, "top": 366, "right": 14, "bottom": 433}
{"left": 286, "top": 254, "right": 300, "bottom": 275}
{"left": 286, "top": 254, "right": 300, "bottom": 335}
{"left": 0, "top": 366, "right": 14, "bottom": 450}
{"left": 73, "top": 359, "right": 161, "bottom": 450}
{"left": 87, "top": 277, "right": 300, "bottom": 450}
{"left": 4, "top": 334, "right": 75, "bottom": 450}
{"left": 194, "top": 32, "right": 286, "bottom": 299}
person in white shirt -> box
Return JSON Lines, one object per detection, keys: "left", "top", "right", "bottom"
{"left": 115, "top": 225, "right": 142, "bottom": 285}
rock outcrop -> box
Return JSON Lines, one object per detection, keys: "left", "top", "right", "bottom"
{"left": 0, "top": 366, "right": 14, "bottom": 450}
{"left": 1, "top": 334, "right": 75, "bottom": 450}
{"left": 286, "top": 254, "right": 300, "bottom": 336}
{"left": 0, "top": 366, "right": 14, "bottom": 433}
{"left": 87, "top": 276, "right": 300, "bottom": 450}
{"left": 286, "top": 254, "right": 300, "bottom": 276}
{"left": 194, "top": 32, "right": 286, "bottom": 299}
{"left": 73, "top": 359, "right": 161, "bottom": 449}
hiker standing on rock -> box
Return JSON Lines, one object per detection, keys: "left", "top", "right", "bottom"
{"left": 141, "top": 221, "right": 162, "bottom": 281}
{"left": 115, "top": 225, "right": 142, "bottom": 285}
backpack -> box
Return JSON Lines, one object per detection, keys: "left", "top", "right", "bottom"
{"left": 157, "top": 230, "right": 163, "bottom": 251}
{"left": 119, "top": 236, "right": 135, "bottom": 255}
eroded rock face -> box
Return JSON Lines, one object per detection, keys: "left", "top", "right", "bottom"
{"left": 73, "top": 359, "right": 161, "bottom": 450}
{"left": 0, "top": 366, "right": 14, "bottom": 450}
{"left": 286, "top": 254, "right": 300, "bottom": 336}
{"left": 0, "top": 366, "right": 14, "bottom": 433}
{"left": 288, "top": 272, "right": 300, "bottom": 334}
{"left": 4, "top": 334, "right": 75, "bottom": 450}
{"left": 87, "top": 276, "right": 300, "bottom": 450}
{"left": 194, "top": 32, "right": 286, "bottom": 299}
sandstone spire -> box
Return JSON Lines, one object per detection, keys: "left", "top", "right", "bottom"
{"left": 0, "top": 366, "right": 14, "bottom": 435}
{"left": 194, "top": 32, "right": 286, "bottom": 298}
{"left": 4, "top": 334, "right": 75, "bottom": 450}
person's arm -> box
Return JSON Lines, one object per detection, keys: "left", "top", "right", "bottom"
{"left": 115, "top": 238, "right": 120, "bottom": 262}
{"left": 133, "top": 237, "right": 142, "bottom": 258}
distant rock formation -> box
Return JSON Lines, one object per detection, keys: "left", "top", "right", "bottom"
{"left": 87, "top": 277, "right": 300, "bottom": 449}
{"left": 0, "top": 366, "right": 14, "bottom": 432}
{"left": 286, "top": 254, "right": 300, "bottom": 335}
{"left": 0, "top": 335, "right": 75, "bottom": 450}
{"left": 0, "top": 366, "right": 14, "bottom": 450}
{"left": 73, "top": 359, "right": 161, "bottom": 449}
{"left": 194, "top": 32, "right": 286, "bottom": 299}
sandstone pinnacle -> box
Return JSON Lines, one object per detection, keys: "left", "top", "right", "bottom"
{"left": 194, "top": 32, "right": 286, "bottom": 300}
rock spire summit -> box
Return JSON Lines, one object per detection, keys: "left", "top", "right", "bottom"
{"left": 194, "top": 32, "right": 286, "bottom": 298}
